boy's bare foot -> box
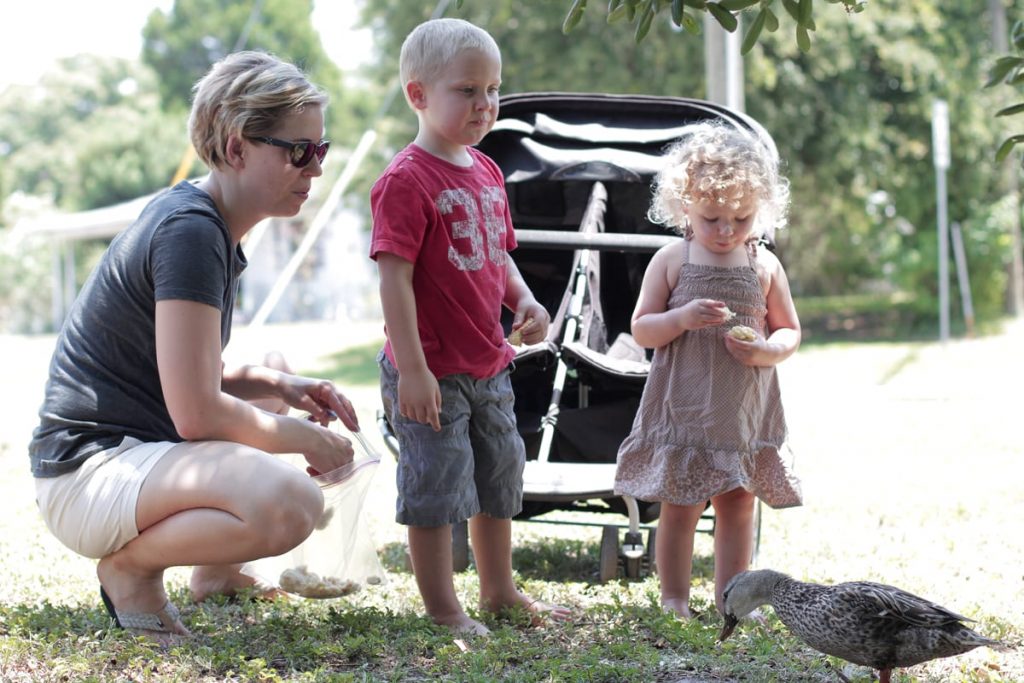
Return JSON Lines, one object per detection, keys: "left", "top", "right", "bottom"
{"left": 661, "top": 598, "right": 693, "bottom": 619}
{"left": 190, "top": 564, "right": 288, "bottom": 603}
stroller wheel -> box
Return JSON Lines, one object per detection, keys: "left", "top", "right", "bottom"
{"left": 645, "top": 526, "right": 657, "bottom": 575}
{"left": 599, "top": 525, "right": 619, "bottom": 582}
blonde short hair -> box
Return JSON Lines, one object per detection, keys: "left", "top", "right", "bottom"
{"left": 399, "top": 18, "right": 501, "bottom": 106}
{"left": 188, "top": 50, "right": 328, "bottom": 169}
{"left": 648, "top": 121, "right": 790, "bottom": 239}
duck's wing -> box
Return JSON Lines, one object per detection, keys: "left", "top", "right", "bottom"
{"left": 841, "top": 581, "right": 972, "bottom": 628}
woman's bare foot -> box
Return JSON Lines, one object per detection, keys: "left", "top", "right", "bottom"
{"left": 661, "top": 597, "right": 693, "bottom": 619}
{"left": 96, "top": 560, "right": 190, "bottom": 646}
{"left": 190, "top": 563, "right": 288, "bottom": 603}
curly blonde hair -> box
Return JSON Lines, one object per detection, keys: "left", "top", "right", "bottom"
{"left": 648, "top": 121, "right": 789, "bottom": 240}
{"left": 188, "top": 50, "right": 328, "bottom": 170}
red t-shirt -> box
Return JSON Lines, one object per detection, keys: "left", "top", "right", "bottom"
{"left": 370, "top": 144, "right": 517, "bottom": 379}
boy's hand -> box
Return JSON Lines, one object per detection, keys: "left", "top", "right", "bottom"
{"left": 511, "top": 300, "right": 550, "bottom": 346}
{"left": 397, "top": 366, "right": 442, "bottom": 432}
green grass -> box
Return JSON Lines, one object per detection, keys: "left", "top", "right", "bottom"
{"left": 0, "top": 546, "right": 875, "bottom": 683}
{"left": 304, "top": 340, "right": 385, "bottom": 387}
{"left": 2, "top": 324, "right": 1022, "bottom": 682}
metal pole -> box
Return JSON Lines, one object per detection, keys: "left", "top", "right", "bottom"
{"left": 932, "top": 100, "right": 950, "bottom": 343}
{"left": 937, "top": 170, "right": 949, "bottom": 342}
{"left": 950, "top": 222, "right": 975, "bottom": 336}
{"left": 703, "top": 12, "right": 744, "bottom": 112}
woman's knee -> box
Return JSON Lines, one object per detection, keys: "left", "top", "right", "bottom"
{"left": 251, "top": 471, "right": 323, "bottom": 555}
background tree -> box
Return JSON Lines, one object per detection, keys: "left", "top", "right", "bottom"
{"left": 357, "top": 0, "right": 1017, "bottom": 329}
{"left": 0, "top": 55, "right": 183, "bottom": 212}
{"left": 141, "top": 0, "right": 355, "bottom": 134}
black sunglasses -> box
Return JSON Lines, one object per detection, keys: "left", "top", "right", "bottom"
{"left": 252, "top": 136, "right": 330, "bottom": 167}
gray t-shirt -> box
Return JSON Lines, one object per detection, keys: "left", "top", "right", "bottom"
{"left": 29, "top": 181, "right": 247, "bottom": 477}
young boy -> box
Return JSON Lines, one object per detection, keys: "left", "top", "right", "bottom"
{"left": 370, "top": 18, "right": 570, "bottom": 636}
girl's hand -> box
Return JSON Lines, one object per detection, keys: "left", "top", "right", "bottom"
{"left": 724, "top": 332, "right": 771, "bottom": 366}
{"left": 511, "top": 299, "right": 550, "bottom": 346}
{"left": 398, "top": 366, "right": 442, "bottom": 432}
{"left": 280, "top": 375, "right": 359, "bottom": 431}
{"left": 678, "top": 299, "right": 733, "bottom": 331}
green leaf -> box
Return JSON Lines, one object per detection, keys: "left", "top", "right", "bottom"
{"left": 995, "top": 103, "right": 1024, "bottom": 118}
{"left": 782, "top": 0, "right": 800, "bottom": 22}
{"left": 984, "top": 56, "right": 1023, "bottom": 88}
{"left": 798, "top": 0, "right": 813, "bottom": 27}
{"left": 608, "top": 1, "right": 631, "bottom": 22}
{"left": 681, "top": 9, "right": 701, "bottom": 33}
{"left": 796, "top": 24, "right": 811, "bottom": 51}
{"left": 764, "top": 7, "right": 779, "bottom": 31}
{"left": 707, "top": 2, "right": 738, "bottom": 32}
{"left": 682, "top": 0, "right": 708, "bottom": 7}
{"left": 671, "top": 0, "right": 684, "bottom": 26}
{"left": 995, "top": 135, "right": 1024, "bottom": 162}
{"left": 635, "top": 3, "right": 655, "bottom": 42}
{"left": 562, "top": 0, "right": 587, "bottom": 34}
{"left": 719, "top": 0, "right": 759, "bottom": 10}
{"left": 741, "top": 8, "right": 767, "bottom": 54}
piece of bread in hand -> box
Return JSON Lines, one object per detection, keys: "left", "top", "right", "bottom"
{"left": 508, "top": 317, "right": 535, "bottom": 346}
{"left": 727, "top": 325, "right": 757, "bottom": 341}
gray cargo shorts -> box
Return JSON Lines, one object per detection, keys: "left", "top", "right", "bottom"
{"left": 378, "top": 353, "right": 525, "bottom": 527}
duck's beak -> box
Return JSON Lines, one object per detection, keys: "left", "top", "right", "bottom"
{"left": 718, "top": 614, "right": 739, "bottom": 641}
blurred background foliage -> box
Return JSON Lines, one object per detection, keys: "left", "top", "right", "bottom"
{"left": 0, "top": 0, "right": 1021, "bottom": 337}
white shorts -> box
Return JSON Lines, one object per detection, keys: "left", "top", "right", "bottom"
{"left": 34, "top": 437, "right": 178, "bottom": 559}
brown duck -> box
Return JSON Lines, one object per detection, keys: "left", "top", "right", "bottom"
{"left": 719, "top": 569, "right": 1009, "bottom": 683}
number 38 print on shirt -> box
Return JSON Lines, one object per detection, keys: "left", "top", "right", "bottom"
{"left": 437, "top": 186, "right": 508, "bottom": 271}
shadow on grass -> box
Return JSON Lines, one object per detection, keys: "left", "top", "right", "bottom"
{"left": 302, "top": 339, "right": 383, "bottom": 387}
{"left": 381, "top": 535, "right": 714, "bottom": 585}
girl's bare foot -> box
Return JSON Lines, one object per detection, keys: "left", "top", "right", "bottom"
{"left": 482, "top": 591, "right": 573, "bottom": 625}
{"left": 661, "top": 598, "right": 693, "bottom": 619}
{"left": 190, "top": 563, "right": 288, "bottom": 603}
{"left": 433, "top": 612, "right": 491, "bottom": 636}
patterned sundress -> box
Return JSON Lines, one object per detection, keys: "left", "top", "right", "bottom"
{"left": 613, "top": 239, "right": 802, "bottom": 509}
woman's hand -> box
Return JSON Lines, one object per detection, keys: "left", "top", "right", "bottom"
{"left": 301, "top": 421, "right": 355, "bottom": 477}
{"left": 278, "top": 375, "right": 359, "bottom": 431}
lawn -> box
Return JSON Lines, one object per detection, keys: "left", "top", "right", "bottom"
{"left": 0, "top": 319, "right": 1021, "bottom": 682}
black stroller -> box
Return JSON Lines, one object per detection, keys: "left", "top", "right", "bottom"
{"left": 378, "top": 92, "right": 770, "bottom": 581}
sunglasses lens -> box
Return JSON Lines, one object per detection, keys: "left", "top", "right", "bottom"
{"left": 314, "top": 141, "right": 329, "bottom": 164}
{"left": 289, "top": 141, "right": 329, "bottom": 167}
{"left": 290, "top": 142, "right": 314, "bottom": 167}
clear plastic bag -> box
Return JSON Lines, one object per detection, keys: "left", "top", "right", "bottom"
{"left": 245, "top": 428, "right": 386, "bottom": 598}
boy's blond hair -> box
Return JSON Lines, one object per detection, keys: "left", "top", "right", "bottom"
{"left": 188, "top": 50, "right": 328, "bottom": 169}
{"left": 648, "top": 121, "right": 790, "bottom": 240}
{"left": 399, "top": 18, "right": 501, "bottom": 107}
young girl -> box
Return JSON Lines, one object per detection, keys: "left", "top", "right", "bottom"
{"left": 614, "top": 121, "right": 802, "bottom": 619}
